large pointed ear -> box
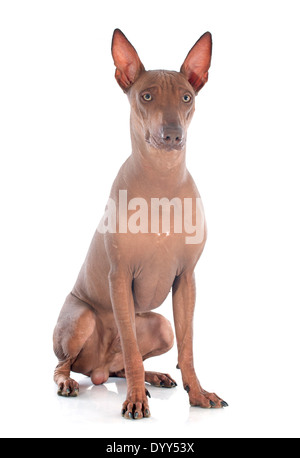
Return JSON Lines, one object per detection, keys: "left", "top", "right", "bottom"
{"left": 111, "top": 29, "right": 145, "bottom": 93}
{"left": 180, "top": 32, "right": 212, "bottom": 94}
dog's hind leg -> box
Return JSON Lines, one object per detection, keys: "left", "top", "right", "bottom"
{"left": 110, "top": 311, "right": 177, "bottom": 388}
{"left": 53, "top": 293, "right": 96, "bottom": 397}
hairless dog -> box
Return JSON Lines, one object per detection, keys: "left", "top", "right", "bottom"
{"left": 53, "top": 29, "right": 228, "bottom": 419}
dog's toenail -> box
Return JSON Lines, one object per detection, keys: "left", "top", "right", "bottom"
{"left": 221, "top": 401, "right": 228, "bottom": 407}
{"left": 210, "top": 400, "right": 216, "bottom": 407}
{"left": 184, "top": 385, "right": 190, "bottom": 393}
{"left": 160, "top": 381, "right": 165, "bottom": 386}
{"left": 128, "top": 412, "right": 133, "bottom": 419}
{"left": 134, "top": 412, "right": 139, "bottom": 419}
{"left": 121, "top": 408, "right": 126, "bottom": 415}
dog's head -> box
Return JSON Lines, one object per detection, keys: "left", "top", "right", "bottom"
{"left": 111, "top": 29, "right": 212, "bottom": 154}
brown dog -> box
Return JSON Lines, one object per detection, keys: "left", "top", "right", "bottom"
{"left": 53, "top": 29, "right": 227, "bottom": 419}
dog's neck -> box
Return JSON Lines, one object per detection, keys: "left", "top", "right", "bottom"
{"left": 128, "top": 117, "right": 188, "bottom": 194}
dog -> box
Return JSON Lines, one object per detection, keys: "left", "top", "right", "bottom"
{"left": 53, "top": 29, "right": 227, "bottom": 419}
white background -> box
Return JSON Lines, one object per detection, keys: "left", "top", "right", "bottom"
{"left": 1, "top": 0, "right": 300, "bottom": 438}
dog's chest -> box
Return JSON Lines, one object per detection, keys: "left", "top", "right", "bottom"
{"left": 131, "top": 233, "right": 185, "bottom": 311}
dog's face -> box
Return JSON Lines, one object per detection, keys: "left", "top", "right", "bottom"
{"left": 112, "top": 29, "right": 212, "bottom": 155}
{"left": 127, "top": 69, "right": 195, "bottom": 153}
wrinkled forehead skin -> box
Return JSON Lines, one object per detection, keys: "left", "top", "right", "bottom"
{"left": 127, "top": 69, "right": 195, "bottom": 102}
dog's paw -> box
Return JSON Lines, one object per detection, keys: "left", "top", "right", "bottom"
{"left": 145, "top": 371, "right": 177, "bottom": 388}
{"left": 185, "top": 385, "right": 228, "bottom": 408}
{"left": 57, "top": 378, "right": 79, "bottom": 397}
{"left": 121, "top": 387, "right": 151, "bottom": 419}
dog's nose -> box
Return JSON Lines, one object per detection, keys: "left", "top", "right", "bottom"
{"left": 161, "top": 125, "right": 183, "bottom": 147}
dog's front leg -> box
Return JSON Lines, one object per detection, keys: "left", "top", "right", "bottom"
{"left": 109, "top": 268, "right": 151, "bottom": 419}
{"left": 172, "top": 272, "right": 227, "bottom": 408}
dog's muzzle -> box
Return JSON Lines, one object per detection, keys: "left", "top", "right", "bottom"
{"left": 146, "top": 125, "right": 185, "bottom": 151}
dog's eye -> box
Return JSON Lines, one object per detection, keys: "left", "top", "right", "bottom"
{"left": 182, "top": 94, "right": 192, "bottom": 103}
{"left": 142, "top": 93, "right": 152, "bottom": 102}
